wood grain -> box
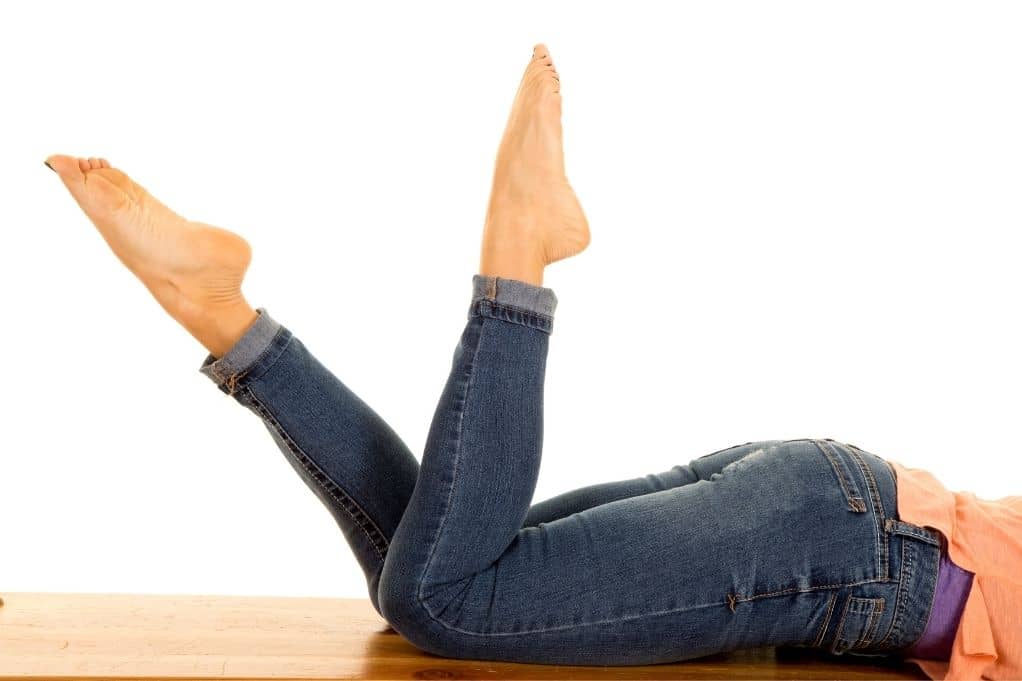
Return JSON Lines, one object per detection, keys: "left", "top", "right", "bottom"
{"left": 0, "top": 592, "right": 926, "bottom": 679}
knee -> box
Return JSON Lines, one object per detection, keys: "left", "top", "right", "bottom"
{"left": 377, "top": 563, "right": 467, "bottom": 658}
{"left": 376, "top": 560, "right": 418, "bottom": 633}
{"left": 367, "top": 569, "right": 384, "bottom": 618}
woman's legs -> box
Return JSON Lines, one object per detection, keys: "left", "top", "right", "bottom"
{"left": 47, "top": 43, "right": 944, "bottom": 666}
{"left": 41, "top": 155, "right": 735, "bottom": 616}
{"left": 375, "top": 275, "right": 942, "bottom": 663}
{"left": 40, "top": 45, "right": 708, "bottom": 612}
{"left": 44, "top": 157, "right": 424, "bottom": 612}
{"left": 375, "top": 47, "right": 943, "bottom": 663}
{"left": 198, "top": 310, "right": 419, "bottom": 611}
{"left": 192, "top": 302, "right": 757, "bottom": 602}
{"left": 522, "top": 441, "right": 772, "bottom": 526}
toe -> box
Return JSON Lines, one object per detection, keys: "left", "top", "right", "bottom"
{"left": 523, "top": 55, "right": 560, "bottom": 95}
{"left": 46, "top": 154, "right": 88, "bottom": 202}
{"left": 62, "top": 155, "right": 146, "bottom": 202}
{"left": 533, "top": 44, "right": 554, "bottom": 68}
{"left": 46, "top": 154, "right": 132, "bottom": 213}
{"left": 45, "top": 154, "right": 81, "bottom": 177}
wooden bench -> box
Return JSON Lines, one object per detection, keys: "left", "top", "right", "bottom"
{"left": 0, "top": 593, "right": 926, "bottom": 679}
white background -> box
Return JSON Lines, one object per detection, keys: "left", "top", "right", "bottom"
{"left": 2, "top": 1, "right": 1019, "bottom": 598}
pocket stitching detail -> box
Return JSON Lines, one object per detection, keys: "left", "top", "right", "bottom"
{"left": 812, "top": 439, "right": 867, "bottom": 513}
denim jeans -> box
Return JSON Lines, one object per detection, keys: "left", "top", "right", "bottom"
{"left": 199, "top": 275, "right": 943, "bottom": 665}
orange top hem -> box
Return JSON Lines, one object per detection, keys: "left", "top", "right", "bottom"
{"left": 887, "top": 459, "right": 1022, "bottom": 680}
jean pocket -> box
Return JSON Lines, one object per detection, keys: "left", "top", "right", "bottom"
{"left": 812, "top": 439, "right": 868, "bottom": 513}
{"left": 831, "top": 595, "right": 886, "bottom": 654}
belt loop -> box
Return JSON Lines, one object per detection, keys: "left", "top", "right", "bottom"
{"left": 884, "top": 518, "right": 943, "bottom": 547}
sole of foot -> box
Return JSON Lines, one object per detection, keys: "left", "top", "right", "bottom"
{"left": 480, "top": 43, "right": 590, "bottom": 286}
{"left": 45, "top": 155, "right": 257, "bottom": 357}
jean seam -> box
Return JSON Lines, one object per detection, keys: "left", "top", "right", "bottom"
{"left": 213, "top": 325, "right": 290, "bottom": 396}
{"left": 873, "top": 534, "right": 936, "bottom": 651}
{"left": 859, "top": 599, "right": 885, "bottom": 647}
{"left": 812, "top": 591, "right": 840, "bottom": 647}
{"left": 812, "top": 440, "right": 867, "bottom": 513}
{"left": 473, "top": 299, "right": 554, "bottom": 324}
{"left": 885, "top": 518, "right": 942, "bottom": 547}
{"left": 423, "top": 598, "right": 733, "bottom": 638}
{"left": 732, "top": 576, "right": 888, "bottom": 607}
{"left": 833, "top": 595, "right": 879, "bottom": 652}
{"left": 845, "top": 446, "right": 890, "bottom": 580}
{"left": 422, "top": 576, "right": 890, "bottom": 638}
{"left": 415, "top": 315, "right": 759, "bottom": 638}
{"left": 418, "top": 315, "right": 485, "bottom": 604}
{"left": 241, "top": 385, "right": 389, "bottom": 561}
{"left": 832, "top": 596, "right": 854, "bottom": 652}
{"left": 240, "top": 327, "right": 294, "bottom": 388}
{"left": 415, "top": 316, "right": 745, "bottom": 638}
{"left": 834, "top": 597, "right": 885, "bottom": 652}
{"left": 418, "top": 435, "right": 894, "bottom": 636}
{"left": 874, "top": 538, "right": 911, "bottom": 649}
{"left": 472, "top": 300, "right": 553, "bottom": 332}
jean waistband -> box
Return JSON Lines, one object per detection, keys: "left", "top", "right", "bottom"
{"left": 842, "top": 443, "right": 944, "bottom": 655}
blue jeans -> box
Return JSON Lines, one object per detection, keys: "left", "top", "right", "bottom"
{"left": 199, "top": 275, "right": 943, "bottom": 665}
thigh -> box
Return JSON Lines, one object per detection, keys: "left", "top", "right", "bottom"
{"left": 419, "top": 438, "right": 900, "bottom": 665}
{"left": 523, "top": 440, "right": 788, "bottom": 526}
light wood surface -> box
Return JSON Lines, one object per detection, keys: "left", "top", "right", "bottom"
{"left": 0, "top": 592, "right": 927, "bottom": 680}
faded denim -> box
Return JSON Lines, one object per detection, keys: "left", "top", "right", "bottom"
{"left": 199, "top": 275, "right": 943, "bottom": 665}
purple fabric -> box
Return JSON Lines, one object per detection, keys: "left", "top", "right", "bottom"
{"left": 905, "top": 539, "right": 975, "bottom": 660}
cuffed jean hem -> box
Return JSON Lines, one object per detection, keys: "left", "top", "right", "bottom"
{"left": 198, "top": 307, "right": 292, "bottom": 395}
{"left": 470, "top": 275, "right": 557, "bottom": 334}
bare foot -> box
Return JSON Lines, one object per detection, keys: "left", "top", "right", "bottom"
{"left": 45, "top": 155, "right": 257, "bottom": 357}
{"left": 480, "top": 43, "right": 590, "bottom": 286}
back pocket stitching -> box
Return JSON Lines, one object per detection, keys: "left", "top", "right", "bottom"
{"left": 812, "top": 591, "right": 839, "bottom": 648}
{"left": 858, "top": 599, "right": 885, "bottom": 647}
{"left": 832, "top": 595, "right": 885, "bottom": 654}
{"left": 813, "top": 439, "right": 867, "bottom": 513}
{"left": 844, "top": 446, "right": 890, "bottom": 580}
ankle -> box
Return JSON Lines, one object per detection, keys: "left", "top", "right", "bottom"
{"left": 479, "top": 242, "right": 546, "bottom": 286}
{"left": 192, "top": 301, "right": 258, "bottom": 359}
{"left": 152, "top": 281, "right": 257, "bottom": 358}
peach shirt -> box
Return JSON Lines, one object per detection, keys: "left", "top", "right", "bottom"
{"left": 887, "top": 459, "right": 1022, "bottom": 680}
